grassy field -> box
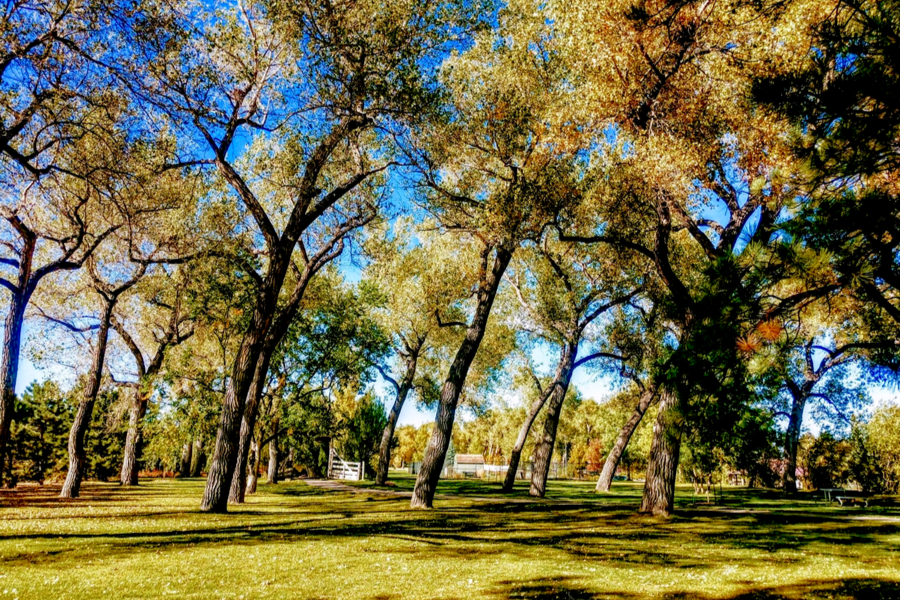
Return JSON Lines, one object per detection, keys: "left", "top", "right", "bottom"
{"left": 1, "top": 474, "right": 899, "bottom": 600}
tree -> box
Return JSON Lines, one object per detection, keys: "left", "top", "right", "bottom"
{"left": 3, "top": 381, "right": 70, "bottom": 485}
{"left": 56, "top": 257, "right": 147, "bottom": 498}
{"left": 501, "top": 240, "right": 643, "bottom": 496}
{"left": 0, "top": 0, "right": 146, "bottom": 475}
{"left": 803, "top": 431, "right": 852, "bottom": 490}
{"left": 862, "top": 405, "right": 900, "bottom": 493}
{"left": 249, "top": 272, "right": 389, "bottom": 483}
{"left": 753, "top": 0, "right": 900, "bottom": 340}
{"left": 364, "top": 220, "right": 474, "bottom": 484}
{"left": 775, "top": 338, "right": 870, "bottom": 492}
{"left": 120, "top": 0, "right": 483, "bottom": 512}
{"left": 112, "top": 269, "right": 194, "bottom": 485}
{"left": 544, "top": 0, "right": 841, "bottom": 515}
{"left": 406, "top": 3, "right": 585, "bottom": 509}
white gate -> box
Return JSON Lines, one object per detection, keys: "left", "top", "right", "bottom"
{"left": 327, "top": 447, "right": 364, "bottom": 481}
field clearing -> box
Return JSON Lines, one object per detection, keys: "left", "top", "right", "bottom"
{"left": 1, "top": 476, "right": 898, "bottom": 600}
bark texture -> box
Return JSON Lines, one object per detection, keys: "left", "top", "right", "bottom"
{"left": 229, "top": 355, "right": 270, "bottom": 503}
{"left": 596, "top": 384, "right": 657, "bottom": 492}
{"left": 639, "top": 388, "right": 682, "bottom": 516}
{"left": 267, "top": 436, "right": 279, "bottom": 484}
{"left": 201, "top": 329, "right": 266, "bottom": 513}
{"left": 410, "top": 247, "right": 512, "bottom": 509}
{"left": 120, "top": 394, "right": 149, "bottom": 485}
{"left": 502, "top": 379, "right": 553, "bottom": 492}
{"left": 60, "top": 302, "right": 114, "bottom": 499}
{"left": 0, "top": 294, "right": 26, "bottom": 487}
{"left": 529, "top": 343, "right": 577, "bottom": 497}
{"left": 376, "top": 352, "right": 419, "bottom": 485}
{"left": 782, "top": 390, "right": 808, "bottom": 493}
{"left": 190, "top": 439, "right": 204, "bottom": 477}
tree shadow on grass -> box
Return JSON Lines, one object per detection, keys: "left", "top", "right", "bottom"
{"left": 3, "top": 482, "right": 898, "bottom": 578}
{"left": 482, "top": 577, "right": 900, "bottom": 600}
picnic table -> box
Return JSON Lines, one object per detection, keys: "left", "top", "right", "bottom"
{"left": 835, "top": 492, "right": 870, "bottom": 507}
{"left": 820, "top": 488, "right": 844, "bottom": 502}
{"left": 820, "top": 488, "right": 870, "bottom": 507}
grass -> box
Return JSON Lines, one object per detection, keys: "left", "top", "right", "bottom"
{"left": 0, "top": 474, "right": 898, "bottom": 600}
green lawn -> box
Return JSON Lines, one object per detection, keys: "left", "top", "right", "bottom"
{"left": 1, "top": 475, "right": 898, "bottom": 600}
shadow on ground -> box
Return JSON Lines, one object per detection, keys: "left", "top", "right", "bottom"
{"left": 482, "top": 576, "right": 900, "bottom": 600}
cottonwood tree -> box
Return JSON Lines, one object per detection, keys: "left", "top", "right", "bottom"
{"left": 121, "top": 0, "right": 484, "bottom": 512}
{"left": 363, "top": 221, "right": 475, "bottom": 484}
{"left": 594, "top": 300, "right": 668, "bottom": 492}
{"left": 34, "top": 238, "right": 150, "bottom": 499}
{"left": 544, "top": 0, "right": 841, "bottom": 515}
{"left": 0, "top": 1, "right": 166, "bottom": 472}
{"left": 0, "top": 0, "right": 130, "bottom": 469}
{"left": 501, "top": 239, "right": 644, "bottom": 496}
{"left": 256, "top": 273, "right": 389, "bottom": 480}
{"left": 0, "top": 162, "right": 121, "bottom": 482}
{"left": 749, "top": 296, "right": 889, "bottom": 492}
{"left": 112, "top": 269, "right": 195, "bottom": 485}
{"left": 404, "top": 7, "right": 585, "bottom": 508}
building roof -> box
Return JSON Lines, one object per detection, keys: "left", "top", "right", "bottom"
{"left": 455, "top": 454, "right": 485, "bottom": 465}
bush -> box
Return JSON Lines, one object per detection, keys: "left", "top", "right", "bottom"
{"left": 803, "top": 432, "right": 851, "bottom": 490}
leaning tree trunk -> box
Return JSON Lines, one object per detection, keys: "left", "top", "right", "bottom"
{"left": 0, "top": 292, "right": 27, "bottom": 487}
{"left": 376, "top": 354, "right": 418, "bottom": 485}
{"left": 201, "top": 268, "right": 287, "bottom": 513}
{"left": 60, "top": 302, "right": 114, "bottom": 499}
{"left": 246, "top": 438, "right": 260, "bottom": 495}
{"left": 503, "top": 370, "right": 556, "bottom": 492}
{"left": 410, "top": 247, "right": 512, "bottom": 509}
{"left": 782, "top": 390, "right": 808, "bottom": 493}
{"left": 639, "top": 387, "right": 683, "bottom": 516}
{"left": 529, "top": 343, "right": 577, "bottom": 498}
{"left": 229, "top": 261, "right": 317, "bottom": 504}
{"left": 229, "top": 354, "right": 270, "bottom": 504}
{"left": 190, "top": 439, "right": 204, "bottom": 477}
{"left": 120, "top": 393, "right": 150, "bottom": 485}
{"left": 596, "top": 384, "right": 657, "bottom": 492}
{"left": 267, "top": 434, "right": 279, "bottom": 484}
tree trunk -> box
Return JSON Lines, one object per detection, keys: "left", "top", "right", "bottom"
{"left": 503, "top": 371, "right": 557, "bottom": 492}
{"left": 179, "top": 442, "right": 193, "bottom": 476}
{"left": 376, "top": 354, "right": 418, "bottom": 485}
{"left": 267, "top": 434, "right": 279, "bottom": 484}
{"left": 229, "top": 354, "right": 270, "bottom": 504}
{"left": 61, "top": 302, "right": 114, "bottom": 499}
{"left": 639, "top": 387, "right": 683, "bottom": 516}
{"left": 596, "top": 384, "right": 657, "bottom": 492}
{"left": 246, "top": 438, "right": 260, "bottom": 495}
{"left": 228, "top": 257, "right": 318, "bottom": 505}
{"left": 0, "top": 292, "right": 26, "bottom": 487}
{"left": 200, "top": 275, "right": 284, "bottom": 513}
{"left": 120, "top": 393, "right": 150, "bottom": 485}
{"left": 410, "top": 246, "right": 512, "bottom": 509}
{"left": 529, "top": 343, "right": 577, "bottom": 498}
{"left": 190, "top": 439, "right": 204, "bottom": 476}
{"left": 782, "top": 390, "right": 808, "bottom": 493}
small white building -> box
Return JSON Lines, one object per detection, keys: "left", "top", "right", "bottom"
{"left": 454, "top": 454, "right": 485, "bottom": 476}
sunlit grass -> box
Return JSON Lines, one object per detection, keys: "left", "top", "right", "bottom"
{"left": 1, "top": 476, "right": 898, "bottom": 599}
